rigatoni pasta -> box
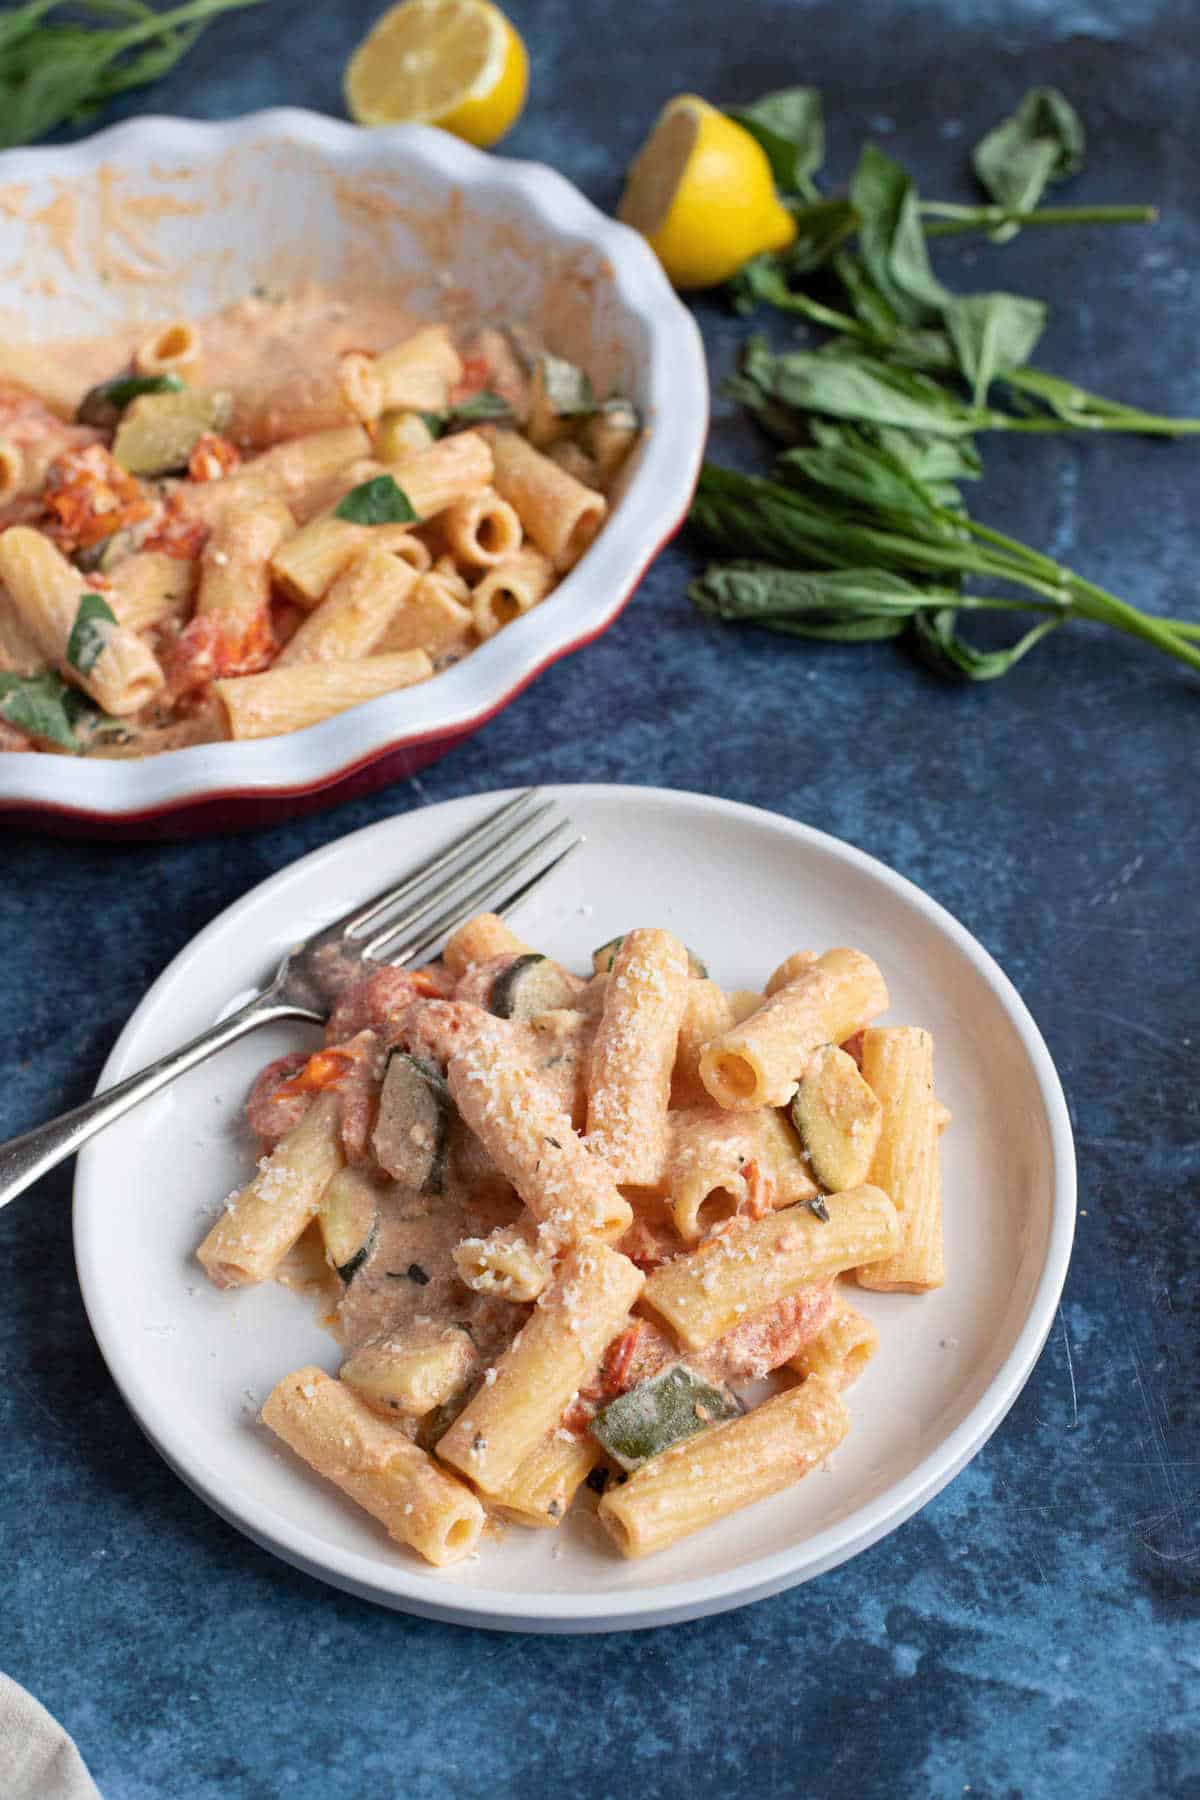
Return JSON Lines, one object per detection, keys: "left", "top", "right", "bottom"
{"left": 0, "top": 295, "right": 639, "bottom": 758}
{"left": 196, "top": 911, "right": 948, "bottom": 1570}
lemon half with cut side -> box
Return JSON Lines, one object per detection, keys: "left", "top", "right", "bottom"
{"left": 618, "top": 94, "right": 797, "bottom": 290}
{"left": 345, "top": 0, "right": 529, "bottom": 149}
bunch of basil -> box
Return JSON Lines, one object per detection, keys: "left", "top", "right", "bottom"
{"left": 689, "top": 88, "right": 1200, "bottom": 679}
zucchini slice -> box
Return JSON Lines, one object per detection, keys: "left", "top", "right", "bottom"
{"left": 790, "top": 1044, "right": 883, "bottom": 1191}
{"left": 372, "top": 1051, "right": 452, "bottom": 1192}
{"left": 340, "top": 1327, "right": 474, "bottom": 1419}
{"left": 489, "top": 953, "right": 577, "bottom": 1021}
{"left": 590, "top": 1364, "right": 743, "bottom": 1472}
{"left": 318, "top": 1168, "right": 380, "bottom": 1282}
{"left": 111, "top": 386, "right": 233, "bottom": 476}
{"left": 591, "top": 935, "right": 708, "bottom": 979}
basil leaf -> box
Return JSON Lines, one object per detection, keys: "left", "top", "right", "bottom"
{"left": 0, "top": 670, "right": 88, "bottom": 750}
{"left": 0, "top": 1, "right": 260, "bottom": 152}
{"left": 334, "top": 474, "right": 418, "bottom": 526}
{"left": 76, "top": 371, "right": 184, "bottom": 427}
{"left": 420, "top": 390, "right": 512, "bottom": 440}
{"left": 913, "top": 606, "right": 1061, "bottom": 680}
{"left": 729, "top": 202, "right": 857, "bottom": 314}
{"left": 942, "top": 293, "right": 1047, "bottom": 407}
{"left": 690, "top": 561, "right": 929, "bottom": 633}
{"left": 66, "top": 591, "right": 118, "bottom": 676}
{"left": 849, "top": 144, "right": 950, "bottom": 327}
{"left": 862, "top": 424, "right": 983, "bottom": 486}
{"left": 726, "top": 86, "right": 825, "bottom": 198}
{"left": 777, "top": 440, "right": 961, "bottom": 536}
{"left": 734, "top": 338, "right": 982, "bottom": 438}
{"left": 972, "top": 87, "right": 1085, "bottom": 240}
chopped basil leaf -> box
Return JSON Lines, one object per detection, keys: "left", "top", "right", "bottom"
{"left": 807, "top": 1196, "right": 831, "bottom": 1222}
{"left": 421, "top": 390, "right": 513, "bottom": 440}
{"left": 66, "top": 591, "right": 118, "bottom": 676}
{"left": 407, "top": 1262, "right": 431, "bottom": 1286}
{"left": 585, "top": 1465, "right": 610, "bottom": 1496}
{"left": 0, "top": 670, "right": 90, "bottom": 751}
{"left": 334, "top": 474, "right": 418, "bottom": 525}
{"left": 76, "top": 372, "right": 184, "bottom": 428}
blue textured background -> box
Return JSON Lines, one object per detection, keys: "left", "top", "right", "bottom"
{"left": 2, "top": 2, "right": 1198, "bottom": 1795}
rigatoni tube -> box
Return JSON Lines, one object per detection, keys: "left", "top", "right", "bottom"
{"left": 215, "top": 650, "right": 432, "bottom": 740}
{"left": 470, "top": 547, "right": 555, "bottom": 640}
{"left": 855, "top": 1026, "right": 944, "bottom": 1293}
{"left": 436, "top": 1242, "right": 644, "bottom": 1495}
{"left": 412, "top": 1001, "right": 632, "bottom": 1250}
{"left": 586, "top": 928, "right": 690, "bottom": 1186}
{"left": 700, "top": 948, "right": 889, "bottom": 1110}
{"left": 261, "top": 1367, "right": 484, "bottom": 1566}
{"left": 196, "top": 1091, "right": 342, "bottom": 1287}
{"left": 0, "top": 526, "right": 164, "bottom": 716}
{"left": 640, "top": 1185, "right": 899, "bottom": 1349}
{"left": 276, "top": 545, "right": 419, "bottom": 665}
{"left": 482, "top": 427, "right": 607, "bottom": 570}
{"left": 598, "top": 1375, "right": 850, "bottom": 1558}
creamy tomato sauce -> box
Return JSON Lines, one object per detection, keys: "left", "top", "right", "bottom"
{"left": 43, "top": 282, "right": 427, "bottom": 424}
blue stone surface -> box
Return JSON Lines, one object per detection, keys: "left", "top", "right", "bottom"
{"left": 2, "top": 2, "right": 1198, "bottom": 1795}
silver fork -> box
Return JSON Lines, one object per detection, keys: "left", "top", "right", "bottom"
{"left": 0, "top": 789, "right": 581, "bottom": 1211}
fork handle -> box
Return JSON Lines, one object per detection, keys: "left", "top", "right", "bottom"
{"left": 0, "top": 992, "right": 317, "bottom": 1213}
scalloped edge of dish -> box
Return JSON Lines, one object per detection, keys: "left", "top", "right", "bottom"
{"left": 0, "top": 110, "right": 708, "bottom": 822}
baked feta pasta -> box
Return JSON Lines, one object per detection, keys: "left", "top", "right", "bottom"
{"left": 0, "top": 288, "right": 639, "bottom": 757}
{"left": 196, "top": 912, "right": 947, "bottom": 1568}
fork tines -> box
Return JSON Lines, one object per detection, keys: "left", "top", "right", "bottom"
{"left": 341, "top": 789, "right": 581, "bottom": 968}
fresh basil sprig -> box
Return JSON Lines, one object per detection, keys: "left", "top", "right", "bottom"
{"left": 688, "top": 462, "right": 1200, "bottom": 681}
{"left": 972, "top": 87, "right": 1086, "bottom": 239}
{"left": 334, "top": 474, "right": 418, "bottom": 526}
{"left": 66, "top": 591, "right": 118, "bottom": 676}
{"left": 0, "top": 0, "right": 260, "bottom": 151}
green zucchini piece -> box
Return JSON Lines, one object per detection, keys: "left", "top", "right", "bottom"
{"left": 489, "top": 952, "right": 577, "bottom": 1021}
{"left": 372, "top": 1051, "right": 452, "bottom": 1193}
{"left": 76, "top": 371, "right": 184, "bottom": 429}
{"left": 318, "top": 1168, "right": 380, "bottom": 1282}
{"left": 791, "top": 1044, "right": 883, "bottom": 1191}
{"left": 111, "top": 386, "right": 233, "bottom": 476}
{"left": 590, "top": 1364, "right": 743, "bottom": 1472}
{"left": 590, "top": 935, "right": 708, "bottom": 979}
{"left": 340, "top": 1326, "right": 474, "bottom": 1419}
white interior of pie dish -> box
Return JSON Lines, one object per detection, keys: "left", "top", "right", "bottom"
{"left": 0, "top": 110, "right": 708, "bottom": 820}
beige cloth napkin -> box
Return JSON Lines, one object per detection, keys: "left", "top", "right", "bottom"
{"left": 0, "top": 1673, "right": 101, "bottom": 1800}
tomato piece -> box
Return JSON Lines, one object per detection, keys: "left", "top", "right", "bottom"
{"left": 42, "top": 444, "right": 153, "bottom": 551}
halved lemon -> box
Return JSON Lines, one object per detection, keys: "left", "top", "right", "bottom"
{"left": 344, "top": 0, "right": 529, "bottom": 149}
{"left": 618, "top": 94, "right": 797, "bottom": 290}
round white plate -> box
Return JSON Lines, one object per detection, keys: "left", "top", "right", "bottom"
{"left": 74, "top": 786, "right": 1075, "bottom": 1632}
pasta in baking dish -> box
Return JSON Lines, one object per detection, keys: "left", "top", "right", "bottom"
{"left": 196, "top": 914, "right": 947, "bottom": 1568}
{"left": 0, "top": 288, "right": 640, "bottom": 757}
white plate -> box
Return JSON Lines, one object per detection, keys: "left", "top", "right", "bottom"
{"left": 74, "top": 786, "right": 1075, "bottom": 1632}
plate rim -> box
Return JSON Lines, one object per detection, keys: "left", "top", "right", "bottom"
{"left": 73, "top": 784, "right": 1077, "bottom": 1630}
